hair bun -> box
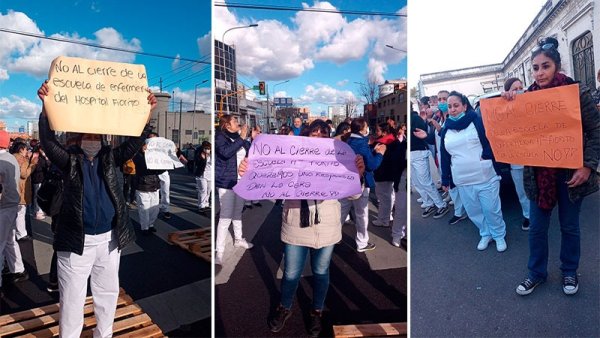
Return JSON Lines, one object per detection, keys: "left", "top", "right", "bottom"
{"left": 540, "top": 37, "right": 559, "bottom": 49}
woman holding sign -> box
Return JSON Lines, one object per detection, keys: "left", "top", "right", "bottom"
{"left": 438, "top": 91, "right": 507, "bottom": 252}
{"left": 505, "top": 37, "right": 600, "bottom": 296}
{"left": 215, "top": 115, "right": 254, "bottom": 265}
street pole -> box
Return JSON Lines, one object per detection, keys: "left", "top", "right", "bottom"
{"left": 222, "top": 24, "right": 259, "bottom": 44}
{"left": 179, "top": 100, "right": 182, "bottom": 149}
{"left": 266, "top": 83, "right": 270, "bottom": 133}
{"left": 271, "top": 79, "right": 290, "bottom": 133}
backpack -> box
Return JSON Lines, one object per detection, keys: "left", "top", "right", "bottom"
{"left": 37, "top": 169, "right": 63, "bottom": 217}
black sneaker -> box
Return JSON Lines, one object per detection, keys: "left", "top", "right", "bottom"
{"left": 421, "top": 206, "right": 436, "bottom": 218}
{"left": 47, "top": 282, "right": 59, "bottom": 293}
{"left": 357, "top": 242, "right": 376, "bottom": 253}
{"left": 563, "top": 275, "right": 578, "bottom": 295}
{"left": 253, "top": 202, "right": 262, "bottom": 207}
{"left": 268, "top": 305, "right": 292, "bottom": 333}
{"left": 433, "top": 206, "right": 449, "bottom": 219}
{"left": 516, "top": 278, "right": 543, "bottom": 295}
{"left": 149, "top": 227, "right": 157, "bottom": 233}
{"left": 6, "top": 271, "right": 29, "bottom": 283}
{"left": 448, "top": 214, "right": 468, "bottom": 225}
{"left": 308, "top": 310, "right": 322, "bottom": 337}
{"left": 163, "top": 212, "right": 172, "bottom": 219}
{"left": 521, "top": 218, "right": 530, "bottom": 231}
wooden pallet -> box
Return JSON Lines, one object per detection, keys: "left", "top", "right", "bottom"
{"left": 333, "top": 322, "right": 407, "bottom": 338}
{"left": 0, "top": 289, "right": 164, "bottom": 337}
{"left": 167, "top": 228, "right": 211, "bottom": 262}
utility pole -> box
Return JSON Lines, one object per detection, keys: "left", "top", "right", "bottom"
{"left": 266, "top": 83, "right": 270, "bottom": 134}
{"left": 179, "top": 100, "right": 183, "bottom": 149}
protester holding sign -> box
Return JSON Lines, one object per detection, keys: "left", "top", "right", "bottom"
{"left": 38, "top": 80, "right": 157, "bottom": 338}
{"left": 236, "top": 119, "right": 365, "bottom": 336}
{"left": 214, "top": 115, "right": 253, "bottom": 265}
{"left": 133, "top": 139, "right": 166, "bottom": 234}
{"left": 505, "top": 37, "right": 600, "bottom": 296}
{"left": 438, "top": 91, "right": 507, "bottom": 252}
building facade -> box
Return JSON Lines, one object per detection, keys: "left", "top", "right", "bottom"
{"left": 214, "top": 40, "right": 239, "bottom": 117}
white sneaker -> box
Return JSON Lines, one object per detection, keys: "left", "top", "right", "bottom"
{"left": 391, "top": 238, "right": 401, "bottom": 247}
{"left": 496, "top": 238, "right": 507, "bottom": 252}
{"left": 215, "top": 252, "right": 224, "bottom": 265}
{"left": 234, "top": 238, "right": 254, "bottom": 249}
{"left": 416, "top": 198, "right": 423, "bottom": 203}
{"left": 420, "top": 203, "right": 428, "bottom": 209}
{"left": 477, "top": 236, "right": 492, "bottom": 251}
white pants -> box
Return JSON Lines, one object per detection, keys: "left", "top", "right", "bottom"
{"left": 340, "top": 187, "right": 370, "bottom": 249}
{"left": 375, "top": 181, "right": 395, "bottom": 224}
{"left": 410, "top": 150, "right": 445, "bottom": 209}
{"left": 457, "top": 176, "right": 506, "bottom": 240}
{"left": 510, "top": 168, "right": 530, "bottom": 219}
{"left": 58, "top": 231, "right": 120, "bottom": 338}
{"left": 15, "top": 204, "right": 28, "bottom": 239}
{"left": 158, "top": 171, "right": 170, "bottom": 213}
{"left": 216, "top": 188, "right": 245, "bottom": 253}
{"left": 392, "top": 171, "right": 407, "bottom": 241}
{"left": 0, "top": 205, "right": 25, "bottom": 287}
{"left": 196, "top": 177, "right": 211, "bottom": 209}
{"left": 136, "top": 190, "right": 160, "bottom": 230}
{"left": 449, "top": 186, "right": 466, "bottom": 217}
{"left": 32, "top": 182, "right": 43, "bottom": 214}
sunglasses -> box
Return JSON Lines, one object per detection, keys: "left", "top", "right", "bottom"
{"left": 532, "top": 42, "right": 555, "bottom": 53}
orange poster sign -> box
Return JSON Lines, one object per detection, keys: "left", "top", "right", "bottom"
{"left": 480, "top": 84, "right": 582, "bottom": 169}
{"left": 43, "top": 56, "right": 150, "bottom": 136}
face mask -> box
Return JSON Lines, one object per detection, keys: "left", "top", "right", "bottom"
{"left": 438, "top": 102, "right": 448, "bottom": 113}
{"left": 81, "top": 140, "right": 102, "bottom": 158}
{"left": 362, "top": 127, "right": 370, "bottom": 136}
{"left": 203, "top": 148, "right": 210, "bottom": 153}
{"left": 448, "top": 112, "right": 465, "bottom": 121}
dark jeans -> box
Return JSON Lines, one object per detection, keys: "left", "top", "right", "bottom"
{"left": 527, "top": 171, "right": 582, "bottom": 281}
{"left": 123, "top": 174, "right": 136, "bottom": 203}
{"left": 187, "top": 160, "right": 195, "bottom": 174}
{"left": 49, "top": 217, "right": 58, "bottom": 284}
{"left": 280, "top": 243, "right": 334, "bottom": 311}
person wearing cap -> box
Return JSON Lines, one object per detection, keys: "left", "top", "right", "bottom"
{"left": 0, "top": 130, "right": 29, "bottom": 293}
{"left": 37, "top": 81, "right": 156, "bottom": 338}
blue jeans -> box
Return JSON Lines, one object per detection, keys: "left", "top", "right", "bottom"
{"left": 528, "top": 172, "right": 582, "bottom": 281}
{"left": 280, "top": 244, "right": 335, "bottom": 311}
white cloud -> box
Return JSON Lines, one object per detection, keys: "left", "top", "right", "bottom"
{"left": 292, "top": 1, "right": 345, "bottom": 50}
{"left": 0, "top": 95, "right": 41, "bottom": 119}
{"left": 336, "top": 79, "right": 348, "bottom": 87}
{"left": 296, "top": 83, "right": 356, "bottom": 105}
{"left": 172, "top": 54, "right": 181, "bottom": 69}
{"left": 172, "top": 86, "right": 211, "bottom": 112}
{"left": 274, "top": 91, "right": 287, "bottom": 98}
{"left": 0, "top": 69, "right": 8, "bottom": 81}
{"left": 197, "top": 31, "right": 211, "bottom": 59}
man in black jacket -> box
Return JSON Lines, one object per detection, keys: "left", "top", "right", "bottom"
{"left": 37, "top": 81, "right": 156, "bottom": 338}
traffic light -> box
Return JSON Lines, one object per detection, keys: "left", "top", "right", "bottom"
{"left": 258, "top": 81, "right": 265, "bottom": 95}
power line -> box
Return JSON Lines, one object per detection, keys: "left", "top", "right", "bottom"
{"left": 149, "top": 61, "right": 200, "bottom": 81}
{"left": 162, "top": 66, "right": 211, "bottom": 89}
{"left": 0, "top": 27, "right": 211, "bottom": 64}
{"left": 214, "top": 2, "right": 405, "bottom": 17}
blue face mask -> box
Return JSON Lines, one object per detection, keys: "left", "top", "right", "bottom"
{"left": 448, "top": 112, "right": 465, "bottom": 121}
{"left": 438, "top": 102, "right": 448, "bottom": 113}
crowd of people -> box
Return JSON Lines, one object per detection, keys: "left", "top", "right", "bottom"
{"left": 411, "top": 37, "right": 599, "bottom": 296}
{"left": 215, "top": 112, "right": 407, "bottom": 336}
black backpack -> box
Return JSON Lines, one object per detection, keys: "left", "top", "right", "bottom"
{"left": 37, "top": 169, "right": 63, "bottom": 217}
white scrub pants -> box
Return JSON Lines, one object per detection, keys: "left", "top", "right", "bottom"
{"left": 196, "top": 177, "right": 211, "bottom": 209}
{"left": 158, "top": 171, "right": 170, "bottom": 213}
{"left": 216, "top": 188, "right": 245, "bottom": 253}
{"left": 0, "top": 205, "right": 25, "bottom": 287}
{"left": 58, "top": 230, "right": 120, "bottom": 338}
{"left": 15, "top": 204, "right": 28, "bottom": 239}
{"left": 510, "top": 167, "right": 530, "bottom": 219}
{"left": 375, "top": 181, "right": 395, "bottom": 224}
{"left": 410, "top": 150, "right": 445, "bottom": 209}
{"left": 340, "top": 188, "right": 371, "bottom": 249}
{"left": 457, "top": 176, "right": 506, "bottom": 240}
{"left": 136, "top": 190, "right": 160, "bottom": 230}
{"left": 449, "top": 187, "right": 466, "bottom": 217}
{"left": 392, "top": 171, "right": 407, "bottom": 241}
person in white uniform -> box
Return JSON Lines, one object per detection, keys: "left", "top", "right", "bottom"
{"left": 438, "top": 91, "right": 507, "bottom": 252}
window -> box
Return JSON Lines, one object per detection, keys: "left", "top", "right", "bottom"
{"left": 172, "top": 129, "right": 180, "bottom": 145}
{"left": 185, "top": 130, "right": 192, "bottom": 135}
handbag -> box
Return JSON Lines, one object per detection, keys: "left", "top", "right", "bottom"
{"left": 37, "top": 171, "right": 63, "bottom": 217}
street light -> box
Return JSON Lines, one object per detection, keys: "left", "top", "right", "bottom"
{"left": 385, "top": 44, "right": 406, "bottom": 53}
{"left": 268, "top": 80, "right": 290, "bottom": 133}
{"left": 222, "top": 24, "right": 258, "bottom": 44}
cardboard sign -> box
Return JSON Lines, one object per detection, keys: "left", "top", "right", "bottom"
{"left": 233, "top": 134, "right": 361, "bottom": 200}
{"left": 145, "top": 137, "right": 184, "bottom": 170}
{"left": 44, "top": 56, "right": 150, "bottom": 136}
{"left": 480, "top": 84, "right": 583, "bottom": 168}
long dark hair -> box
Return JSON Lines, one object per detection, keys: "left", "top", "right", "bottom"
{"left": 504, "top": 77, "right": 522, "bottom": 91}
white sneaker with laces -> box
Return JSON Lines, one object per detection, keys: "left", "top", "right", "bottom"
{"left": 234, "top": 238, "right": 254, "bottom": 249}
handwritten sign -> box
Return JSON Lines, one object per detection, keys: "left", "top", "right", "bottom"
{"left": 233, "top": 134, "right": 361, "bottom": 200}
{"left": 144, "top": 137, "right": 184, "bottom": 170}
{"left": 480, "top": 84, "right": 583, "bottom": 168}
{"left": 44, "top": 56, "right": 150, "bottom": 136}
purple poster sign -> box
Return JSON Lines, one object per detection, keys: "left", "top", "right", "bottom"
{"left": 233, "top": 134, "right": 361, "bottom": 200}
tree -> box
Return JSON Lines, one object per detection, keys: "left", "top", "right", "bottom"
{"left": 358, "top": 76, "right": 379, "bottom": 104}
{"left": 344, "top": 96, "right": 358, "bottom": 118}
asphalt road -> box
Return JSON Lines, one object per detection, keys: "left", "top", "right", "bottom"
{"left": 215, "top": 198, "right": 407, "bottom": 337}
{"left": 410, "top": 178, "right": 600, "bottom": 337}
{"left": 0, "top": 167, "right": 211, "bottom": 337}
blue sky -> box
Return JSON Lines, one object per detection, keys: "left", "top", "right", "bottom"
{"left": 0, "top": 0, "right": 211, "bottom": 131}
{"left": 214, "top": 0, "right": 407, "bottom": 117}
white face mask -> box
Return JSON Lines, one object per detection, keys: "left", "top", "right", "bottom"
{"left": 362, "top": 127, "right": 370, "bottom": 136}
{"left": 81, "top": 140, "right": 102, "bottom": 158}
